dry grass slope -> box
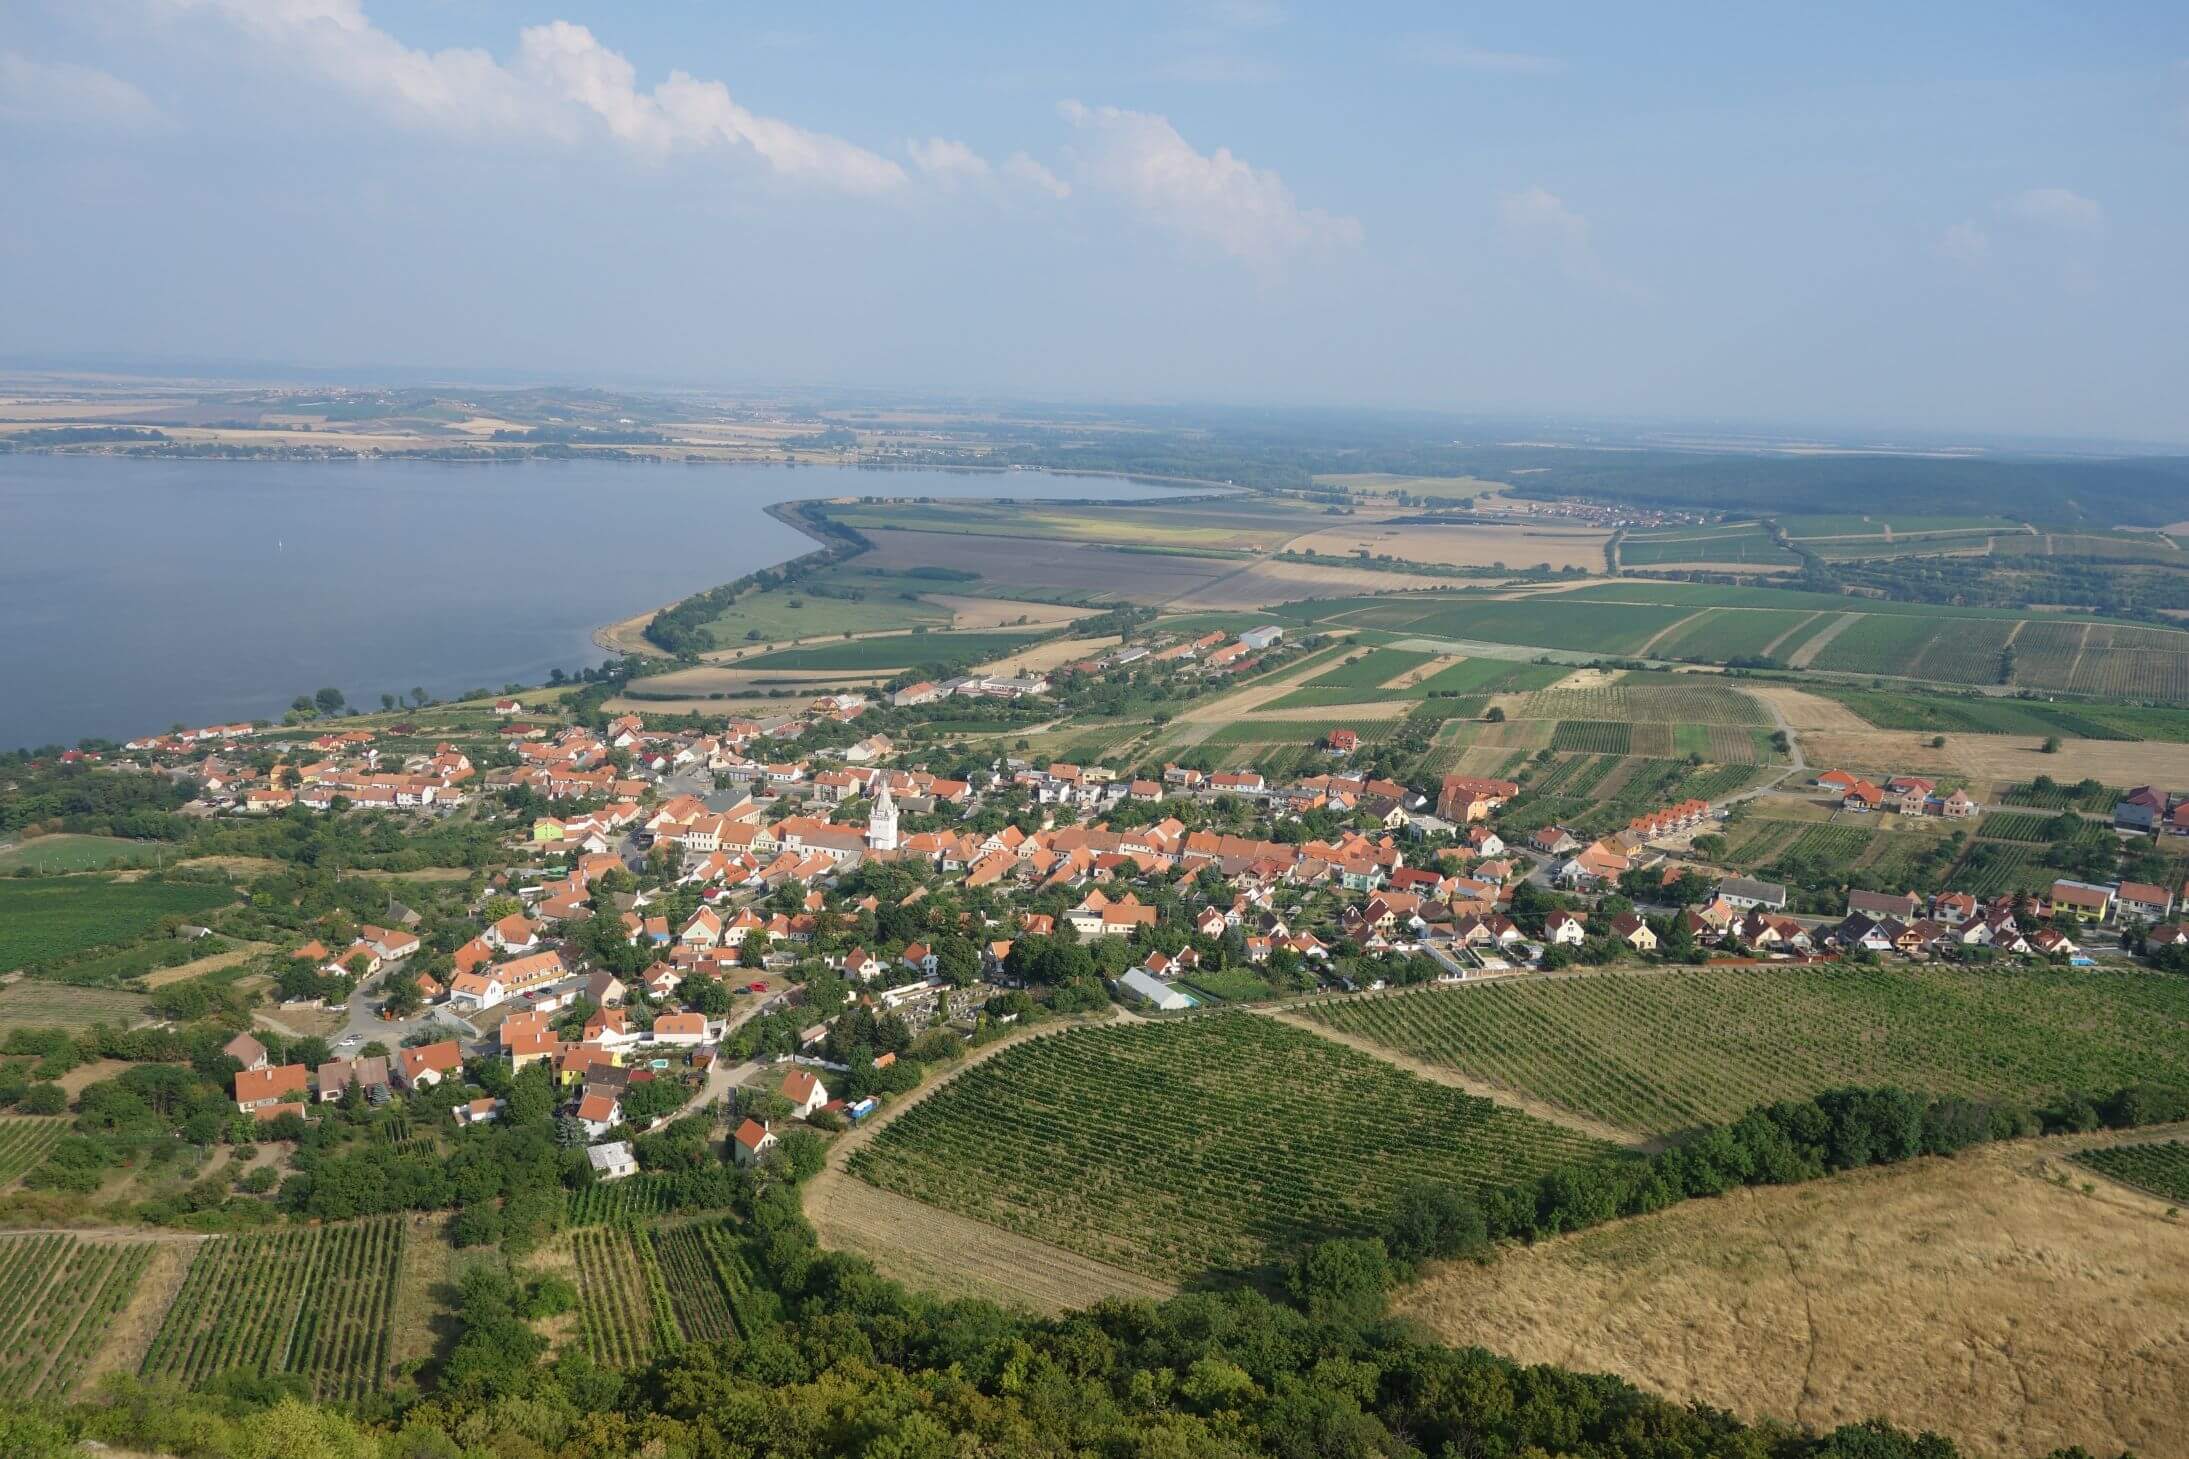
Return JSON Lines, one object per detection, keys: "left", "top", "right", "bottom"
{"left": 1394, "top": 1139, "right": 2189, "bottom": 1459}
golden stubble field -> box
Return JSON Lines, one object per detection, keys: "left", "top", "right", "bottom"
{"left": 1395, "top": 1137, "right": 2189, "bottom": 1459}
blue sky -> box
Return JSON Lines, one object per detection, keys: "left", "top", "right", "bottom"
{"left": 3, "top": 1, "right": 2185, "bottom": 441}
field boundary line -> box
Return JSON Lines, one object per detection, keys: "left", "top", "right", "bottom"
{"left": 1254, "top": 1005, "right": 1663, "bottom": 1152}
{"left": 1787, "top": 611, "right": 1862, "bottom": 667}
{"left": 1637, "top": 607, "right": 1713, "bottom": 656}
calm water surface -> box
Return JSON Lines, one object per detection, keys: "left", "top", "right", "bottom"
{"left": 0, "top": 456, "right": 1182, "bottom": 748}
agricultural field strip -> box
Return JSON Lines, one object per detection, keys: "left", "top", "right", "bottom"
{"left": 0, "top": 1117, "right": 67, "bottom": 1184}
{"left": 0, "top": 1234, "right": 155, "bottom": 1398}
{"left": 2071, "top": 1142, "right": 2189, "bottom": 1203}
{"left": 139, "top": 1217, "right": 404, "bottom": 1400}
{"left": 847, "top": 1016, "right": 1608, "bottom": 1281}
{"left": 1300, "top": 966, "right": 2189, "bottom": 1138}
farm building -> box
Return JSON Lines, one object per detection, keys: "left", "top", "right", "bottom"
{"left": 1118, "top": 969, "right": 1195, "bottom": 1012}
{"left": 586, "top": 1140, "right": 638, "bottom": 1180}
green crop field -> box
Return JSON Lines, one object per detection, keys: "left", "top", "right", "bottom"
{"left": 1818, "top": 688, "right": 2138, "bottom": 741}
{"left": 140, "top": 1217, "right": 405, "bottom": 1401}
{"left": 0, "top": 1234, "right": 155, "bottom": 1398}
{"left": 1303, "top": 648, "right": 1437, "bottom": 690}
{"left": 1198, "top": 715, "right": 1403, "bottom": 748}
{"left": 695, "top": 579, "right": 954, "bottom": 646}
{"left": 1649, "top": 607, "right": 1819, "bottom": 662}
{"left": 0, "top": 1117, "right": 67, "bottom": 1184}
{"left": 1268, "top": 656, "right": 1562, "bottom": 710}
{"left": 2072, "top": 1142, "right": 2189, "bottom": 1203}
{"left": 0, "top": 836, "right": 169, "bottom": 873}
{"left": 737, "top": 629, "right": 1050, "bottom": 672}
{"left": 847, "top": 1016, "right": 1611, "bottom": 1280}
{"left": 1301, "top": 966, "right": 2189, "bottom": 1138}
{"left": 0, "top": 878, "right": 233, "bottom": 973}
{"left": 1619, "top": 527, "right": 1798, "bottom": 566}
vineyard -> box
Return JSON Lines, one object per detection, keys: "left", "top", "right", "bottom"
{"left": 570, "top": 1227, "right": 675, "bottom": 1367}
{"left": 1975, "top": 812, "right": 2058, "bottom": 843}
{"left": 1517, "top": 679, "right": 1772, "bottom": 727}
{"left": 0, "top": 877, "right": 234, "bottom": 973}
{"left": 2072, "top": 1142, "right": 2189, "bottom": 1203}
{"left": 1302, "top": 648, "right": 1437, "bottom": 690}
{"left": 1999, "top": 779, "right": 2122, "bottom": 812}
{"left": 0, "top": 1234, "right": 154, "bottom": 1397}
{"left": 566, "top": 1173, "right": 679, "bottom": 1226}
{"left": 0, "top": 1117, "right": 66, "bottom": 1184}
{"left": 846, "top": 1016, "right": 1610, "bottom": 1281}
{"left": 571, "top": 1220, "right": 777, "bottom": 1366}
{"left": 1766, "top": 824, "right": 1876, "bottom": 869}
{"left": 1548, "top": 721, "right": 1632, "bottom": 754}
{"left": 1946, "top": 842, "right": 2049, "bottom": 897}
{"left": 140, "top": 1216, "right": 404, "bottom": 1400}
{"left": 1298, "top": 966, "right": 2189, "bottom": 1137}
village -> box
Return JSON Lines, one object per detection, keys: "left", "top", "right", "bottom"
{"left": 78, "top": 687, "right": 2182, "bottom": 1197}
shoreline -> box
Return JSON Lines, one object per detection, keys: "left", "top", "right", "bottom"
{"left": 586, "top": 474, "right": 1245, "bottom": 660}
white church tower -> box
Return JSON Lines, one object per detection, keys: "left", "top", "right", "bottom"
{"left": 866, "top": 780, "right": 898, "bottom": 852}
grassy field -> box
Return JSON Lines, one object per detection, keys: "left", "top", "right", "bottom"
{"left": 1396, "top": 1141, "right": 2189, "bottom": 1459}
{"left": 695, "top": 578, "right": 954, "bottom": 645}
{"left": 0, "top": 982, "right": 148, "bottom": 1031}
{"left": 846, "top": 1016, "right": 1610, "bottom": 1281}
{"left": 735, "top": 628, "right": 1052, "bottom": 672}
{"left": 2072, "top": 1141, "right": 2189, "bottom": 1203}
{"left": 0, "top": 1234, "right": 157, "bottom": 1398}
{"left": 140, "top": 1217, "right": 405, "bottom": 1401}
{"left": 0, "top": 878, "right": 233, "bottom": 973}
{"left": 1300, "top": 966, "right": 2189, "bottom": 1137}
{"left": 821, "top": 498, "right": 1311, "bottom": 553}
{"left": 0, "top": 836, "right": 169, "bottom": 873}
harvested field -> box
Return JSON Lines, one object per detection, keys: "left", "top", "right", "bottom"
{"left": 806, "top": 1175, "right": 1172, "bottom": 1314}
{"left": 140, "top": 942, "right": 272, "bottom": 989}
{"left": 1162, "top": 559, "right": 1456, "bottom": 610}
{"left": 854, "top": 529, "right": 1234, "bottom": 604}
{"left": 919, "top": 594, "right": 1096, "bottom": 629}
{"left": 0, "top": 981, "right": 146, "bottom": 1031}
{"left": 1287, "top": 522, "right": 1610, "bottom": 572}
{"left": 1394, "top": 1139, "right": 2189, "bottom": 1459}
{"left": 970, "top": 635, "right": 1121, "bottom": 677}
{"left": 1743, "top": 683, "right": 1884, "bottom": 732}
{"left": 1799, "top": 731, "right": 2189, "bottom": 794}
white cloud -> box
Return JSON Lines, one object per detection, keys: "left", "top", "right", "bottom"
{"left": 153, "top": 0, "right": 906, "bottom": 193}
{"left": 1058, "top": 99, "right": 1360, "bottom": 267}
{"left": 0, "top": 52, "right": 166, "bottom": 130}
{"left": 2003, "top": 187, "right": 2104, "bottom": 234}
{"left": 1003, "top": 151, "right": 1071, "bottom": 200}
{"left": 1497, "top": 185, "right": 1630, "bottom": 294}
{"left": 1410, "top": 35, "right": 1563, "bottom": 75}
{"left": 1935, "top": 220, "right": 1990, "bottom": 265}
{"left": 907, "top": 136, "right": 992, "bottom": 186}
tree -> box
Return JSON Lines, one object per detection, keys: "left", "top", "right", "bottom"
{"left": 931, "top": 934, "right": 979, "bottom": 986}
{"left": 314, "top": 687, "right": 347, "bottom": 716}
{"left": 381, "top": 977, "right": 423, "bottom": 1018}
{"left": 380, "top": 693, "right": 398, "bottom": 712}
{"left": 2041, "top": 736, "right": 2062, "bottom": 754}
{"left": 1287, "top": 1237, "right": 1391, "bottom": 1324}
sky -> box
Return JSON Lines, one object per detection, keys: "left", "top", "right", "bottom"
{"left": 3, "top": 1, "right": 2186, "bottom": 443}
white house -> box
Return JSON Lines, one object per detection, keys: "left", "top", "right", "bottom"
{"left": 781, "top": 1068, "right": 829, "bottom": 1118}
{"left": 585, "top": 1140, "right": 638, "bottom": 1181}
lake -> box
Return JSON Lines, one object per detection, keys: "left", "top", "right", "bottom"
{"left": 0, "top": 455, "right": 1186, "bottom": 749}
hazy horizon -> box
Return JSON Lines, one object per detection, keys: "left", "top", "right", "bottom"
{"left": 4, "top": 1, "right": 2185, "bottom": 442}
